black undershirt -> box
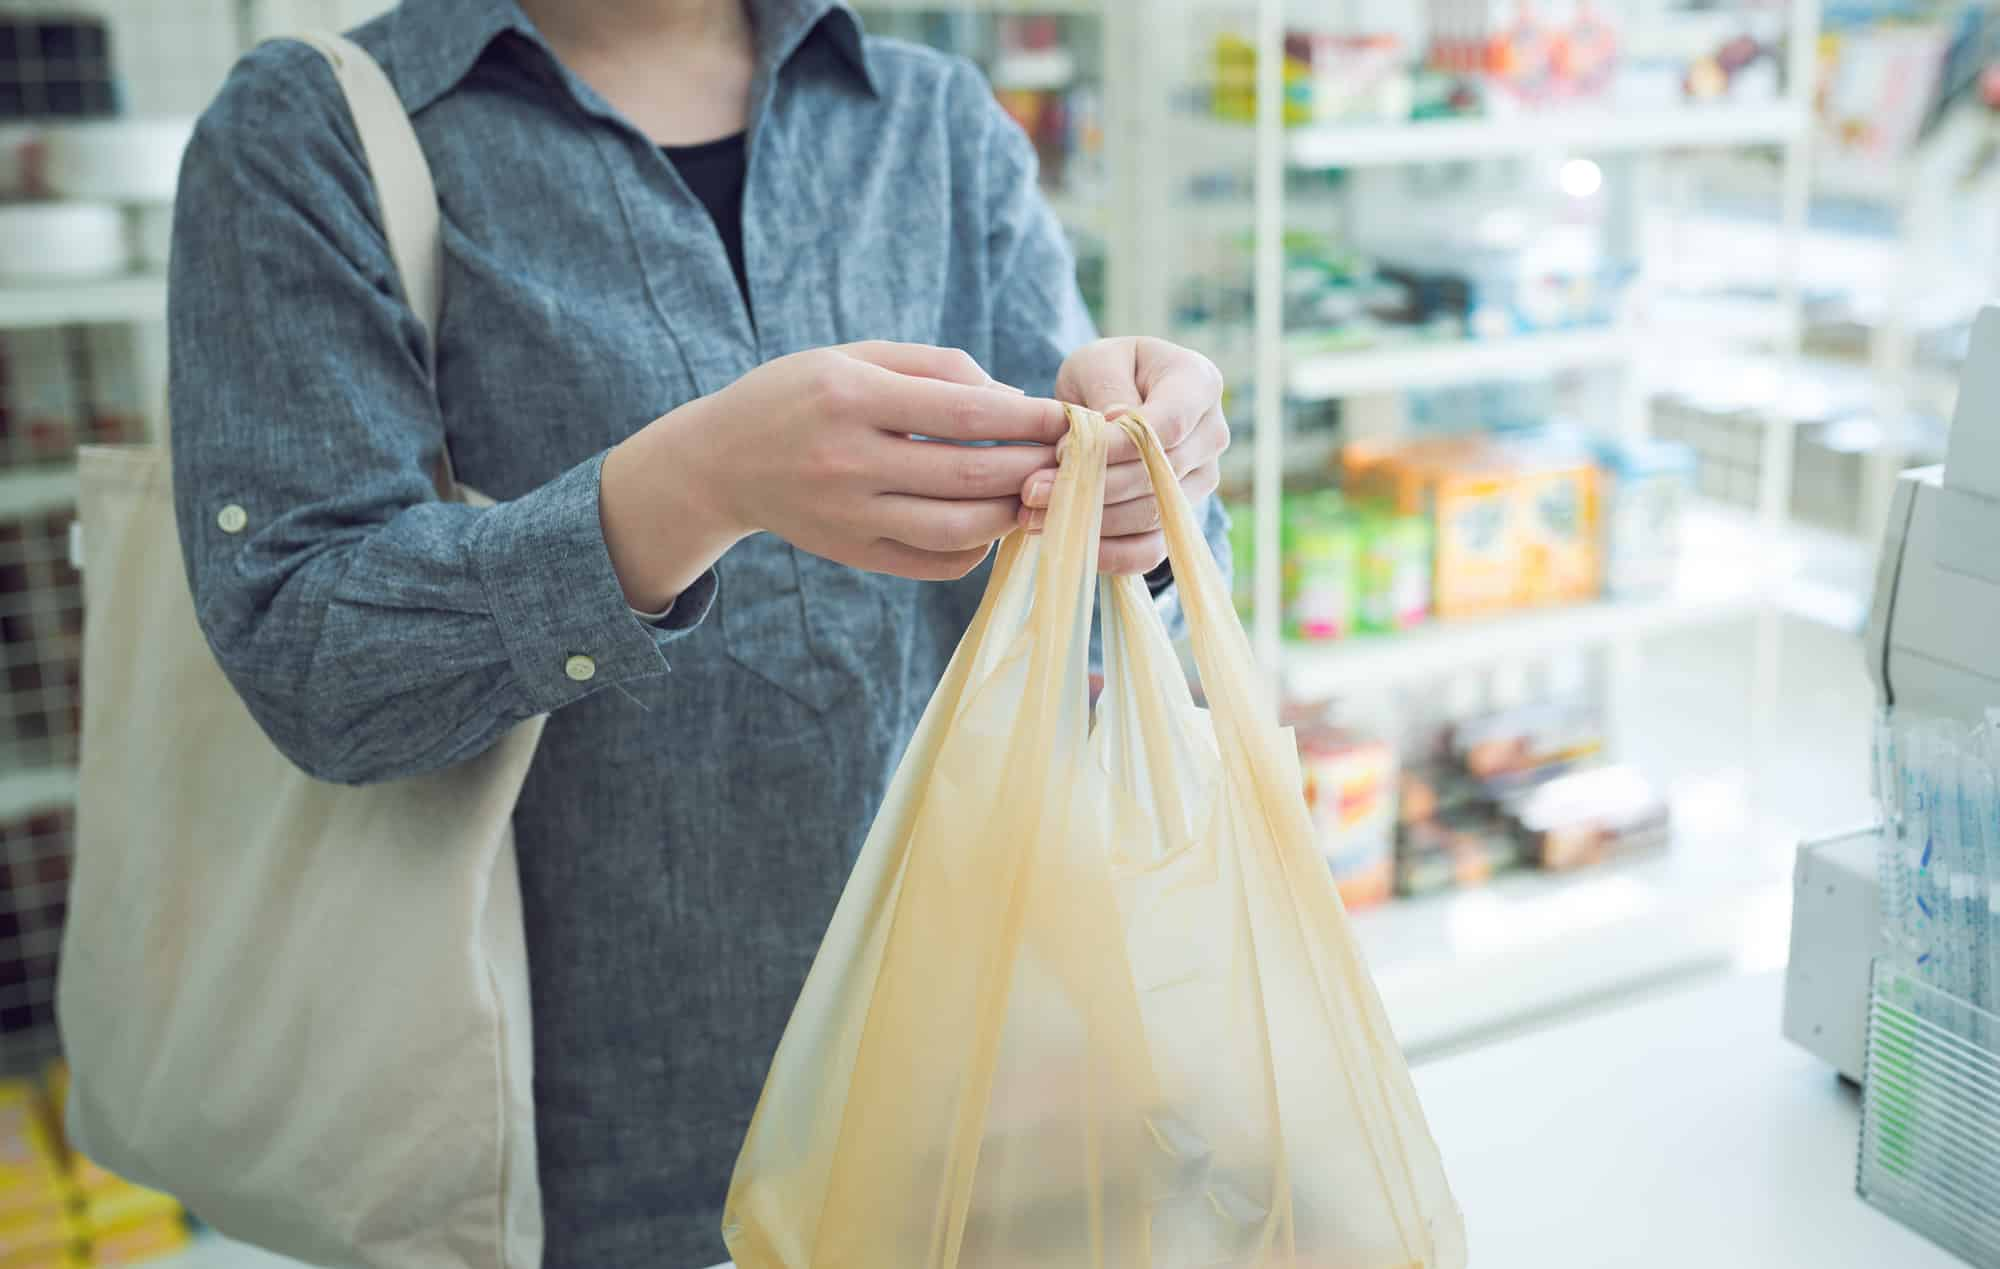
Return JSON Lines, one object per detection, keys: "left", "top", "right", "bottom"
{"left": 662, "top": 132, "right": 751, "bottom": 311}
{"left": 662, "top": 133, "right": 1175, "bottom": 594}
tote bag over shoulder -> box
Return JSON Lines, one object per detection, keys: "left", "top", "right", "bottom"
{"left": 57, "top": 33, "right": 545, "bottom": 1269}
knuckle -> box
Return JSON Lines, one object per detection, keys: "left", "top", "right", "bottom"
{"left": 810, "top": 363, "right": 859, "bottom": 417}
{"left": 949, "top": 348, "right": 982, "bottom": 378}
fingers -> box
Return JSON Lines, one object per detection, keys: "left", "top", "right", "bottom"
{"left": 1098, "top": 531, "right": 1166, "bottom": 576}
{"left": 870, "top": 494, "right": 1021, "bottom": 553}
{"left": 876, "top": 432, "right": 1057, "bottom": 499}
{"left": 860, "top": 538, "right": 995, "bottom": 582}
{"left": 840, "top": 341, "right": 1020, "bottom": 391}
{"left": 854, "top": 360, "right": 1068, "bottom": 445}
{"left": 1024, "top": 402, "right": 1230, "bottom": 510}
{"left": 1022, "top": 460, "right": 1224, "bottom": 537}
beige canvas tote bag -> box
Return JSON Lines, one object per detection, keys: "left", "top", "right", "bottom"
{"left": 57, "top": 33, "right": 544, "bottom": 1269}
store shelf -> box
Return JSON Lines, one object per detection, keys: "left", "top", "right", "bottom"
{"left": 0, "top": 273, "right": 167, "bottom": 330}
{"left": 1358, "top": 814, "right": 1793, "bottom": 1058}
{"left": 0, "top": 467, "right": 78, "bottom": 518}
{"left": 1282, "top": 102, "right": 1808, "bottom": 171}
{"left": 0, "top": 767, "right": 77, "bottom": 820}
{"left": 1283, "top": 504, "right": 1772, "bottom": 698}
{"left": 859, "top": 0, "right": 1100, "bottom": 11}
{"left": 1286, "top": 327, "right": 1634, "bottom": 400}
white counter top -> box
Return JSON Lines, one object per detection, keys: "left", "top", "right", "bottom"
{"left": 1409, "top": 971, "right": 1957, "bottom": 1268}
{"left": 168, "top": 974, "right": 1957, "bottom": 1269}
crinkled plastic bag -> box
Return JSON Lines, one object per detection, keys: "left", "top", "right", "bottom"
{"left": 725, "top": 406, "right": 1466, "bottom": 1269}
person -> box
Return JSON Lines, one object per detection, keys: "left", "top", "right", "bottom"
{"left": 168, "top": 0, "right": 1231, "bottom": 1262}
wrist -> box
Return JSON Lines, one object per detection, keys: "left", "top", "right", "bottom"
{"left": 601, "top": 399, "right": 748, "bottom": 611}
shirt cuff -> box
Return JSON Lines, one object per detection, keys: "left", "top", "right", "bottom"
{"left": 470, "top": 450, "right": 714, "bottom": 713}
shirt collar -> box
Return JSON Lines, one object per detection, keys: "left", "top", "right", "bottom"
{"left": 391, "top": 0, "right": 877, "bottom": 114}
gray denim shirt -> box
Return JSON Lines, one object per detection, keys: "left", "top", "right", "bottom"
{"left": 168, "top": 1, "right": 1229, "bottom": 1263}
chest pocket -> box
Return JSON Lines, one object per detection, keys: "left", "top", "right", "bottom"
{"left": 720, "top": 536, "right": 890, "bottom": 714}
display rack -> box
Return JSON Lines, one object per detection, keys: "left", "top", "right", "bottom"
{"left": 0, "top": 275, "right": 168, "bottom": 332}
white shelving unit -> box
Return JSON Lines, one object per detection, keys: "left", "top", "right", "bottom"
{"left": 1287, "top": 327, "right": 1635, "bottom": 400}
{"left": 1281, "top": 101, "right": 1806, "bottom": 169}
{"left": 0, "top": 274, "right": 168, "bottom": 331}
{"left": 1216, "top": 2, "right": 1824, "bottom": 770}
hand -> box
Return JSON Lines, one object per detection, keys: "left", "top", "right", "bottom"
{"left": 602, "top": 342, "right": 1067, "bottom": 608}
{"left": 1020, "top": 336, "right": 1229, "bottom": 574}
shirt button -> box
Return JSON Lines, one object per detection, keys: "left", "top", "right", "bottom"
{"left": 564, "top": 654, "right": 597, "bottom": 682}
{"left": 216, "top": 504, "right": 248, "bottom": 534}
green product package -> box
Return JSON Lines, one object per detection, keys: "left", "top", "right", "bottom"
{"left": 1356, "top": 513, "right": 1434, "bottom": 634}
{"left": 1283, "top": 492, "right": 1357, "bottom": 642}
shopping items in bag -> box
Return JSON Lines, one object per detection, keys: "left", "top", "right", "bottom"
{"left": 725, "top": 405, "right": 1466, "bottom": 1269}
{"left": 56, "top": 35, "right": 543, "bottom": 1269}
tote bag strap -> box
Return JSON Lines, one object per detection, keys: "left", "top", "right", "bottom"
{"left": 284, "top": 31, "right": 457, "bottom": 499}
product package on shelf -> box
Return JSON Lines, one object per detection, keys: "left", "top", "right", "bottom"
{"left": 1288, "top": 706, "right": 1399, "bottom": 909}
{"left": 1590, "top": 435, "right": 1694, "bottom": 600}
{"left": 1505, "top": 764, "right": 1670, "bottom": 872}
{"left": 1342, "top": 432, "right": 1601, "bottom": 620}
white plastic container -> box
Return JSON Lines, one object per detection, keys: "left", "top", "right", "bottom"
{"left": 0, "top": 203, "right": 130, "bottom": 283}
{"left": 42, "top": 117, "right": 195, "bottom": 204}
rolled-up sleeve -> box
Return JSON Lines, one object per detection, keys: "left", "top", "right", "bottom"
{"left": 169, "top": 45, "right": 714, "bottom": 786}
{"left": 971, "top": 73, "right": 1234, "bottom": 636}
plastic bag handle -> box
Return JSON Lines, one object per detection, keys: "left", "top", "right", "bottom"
{"left": 1035, "top": 406, "right": 1277, "bottom": 750}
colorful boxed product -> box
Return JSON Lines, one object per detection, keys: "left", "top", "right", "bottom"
{"left": 1511, "top": 455, "right": 1601, "bottom": 607}
{"left": 1295, "top": 719, "right": 1398, "bottom": 909}
{"left": 1356, "top": 513, "right": 1432, "bottom": 633}
{"left": 1281, "top": 492, "right": 1356, "bottom": 640}
{"left": 88, "top": 1217, "right": 189, "bottom": 1266}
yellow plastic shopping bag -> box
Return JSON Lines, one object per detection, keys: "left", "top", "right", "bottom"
{"left": 725, "top": 406, "right": 1466, "bottom": 1269}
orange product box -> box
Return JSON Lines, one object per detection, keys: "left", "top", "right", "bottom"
{"left": 1510, "top": 457, "right": 1601, "bottom": 607}
{"left": 1430, "top": 463, "right": 1527, "bottom": 619}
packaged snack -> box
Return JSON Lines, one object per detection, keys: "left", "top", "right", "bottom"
{"left": 1282, "top": 492, "right": 1356, "bottom": 640}
{"left": 1430, "top": 462, "right": 1523, "bottom": 619}
{"left": 1507, "top": 764, "right": 1670, "bottom": 871}
{"left": 1356, "top": 512, "right": 1432, "bottom": 633}
{"left": 1513, "top": 458, "right": 1600, "bottom": 606}
{"left": 1296, "top": 720, "right": 1398, "bottom": 909}
{"left": 1450, "top": 699, "right": 1604, "bottom": 794}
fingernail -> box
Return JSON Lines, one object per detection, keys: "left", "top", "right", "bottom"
{"left": 1026, "top": 509, "right": 1046, "bottom": 533}
{"left": 1025, "top": 473, "right": 1055, "bottom": 507}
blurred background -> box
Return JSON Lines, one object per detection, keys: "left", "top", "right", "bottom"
{"left": 0, "top": 0, "right": 1996, "bottom": 1263}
